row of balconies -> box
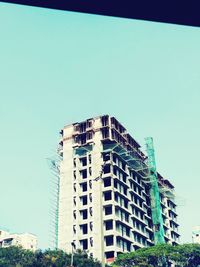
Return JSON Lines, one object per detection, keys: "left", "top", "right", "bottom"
{"left": 74, "top": 195, "right": 178, "bottom": 241}
{"left": 76, "top": 216, "right": 153, "bottom": 247}
{"left": 72, "top": 159, "right": 178, "bottom": 242}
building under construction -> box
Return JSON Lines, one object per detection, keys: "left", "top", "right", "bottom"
{"left": 55, "top": 115, "right": 179, "bottom": 264}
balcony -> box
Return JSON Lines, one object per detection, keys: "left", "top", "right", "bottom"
{"left": 130, "top": 202, "right": 145, "bottom": 214}
{"left": 131, "top": 213, "right": 148, "bottom": 227}
{"left": 132, "top": 227, "right": 147, "bottom": 239}
{"left": 133, "top": 240, "right": 145, "bottom": 249}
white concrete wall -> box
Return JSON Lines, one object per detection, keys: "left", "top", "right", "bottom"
{"left": 91, "top": 117, "right": 104, "bottom": 263}
{"left": 58, "top": 117, "right": 105, "bottom": 262}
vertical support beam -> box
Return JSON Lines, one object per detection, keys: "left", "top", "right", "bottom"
{"left": 92, "top": 131, "right": 105, "bottom": 267}
{"left": 145, "top": 137, "right": 165, "bottom": 244}
{"left": 55, "top": 173, "right": 60, "bottom": 249}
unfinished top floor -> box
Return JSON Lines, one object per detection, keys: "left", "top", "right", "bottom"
{"left": 59, "top": 115, "right": 175, "bottom": 192}
{"left": 60, "top": 115, "right": 145, "bottom": 159}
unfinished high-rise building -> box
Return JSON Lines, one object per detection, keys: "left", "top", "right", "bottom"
{"left": 56, "top": 115, "right": 179, "bottom": 264}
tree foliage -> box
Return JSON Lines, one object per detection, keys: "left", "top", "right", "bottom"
{"left": 113, "top": 243, "right": 200, "bottom": 267}
{"left": 1, "top": 243, "right": 200, "bottom": 267}
{"left": 0, "top": 246, "right": 101, "bottom": 267}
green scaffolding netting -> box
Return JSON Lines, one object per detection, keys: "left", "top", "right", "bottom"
{"left": 145, "top": 137, "right": 165, "bottom": 244}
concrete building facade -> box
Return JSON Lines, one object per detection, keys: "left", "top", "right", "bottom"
{"left": 0, "top": 229, "right": 37, "bottom": 251}
{"left": 57, "top": 115, "right": 179, "bottom": 264}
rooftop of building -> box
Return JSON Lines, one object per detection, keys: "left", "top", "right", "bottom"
{"left": 61, "top": 115, "right": 175, "bottom": 190}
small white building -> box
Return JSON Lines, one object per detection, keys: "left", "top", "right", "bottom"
{"left": 0, "top": 229, "right": 37, "bottom": 251}
{"left": 192, "top": 226, "right": 200, "bottom": 244}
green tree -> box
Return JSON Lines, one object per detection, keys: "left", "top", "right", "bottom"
{"left": 0, "top": 246, "right": 102, "bottom": 267}
{"left": 170, "top": 244, "right": 200, "bottom": 267}
{"left": 0, "top": 246, "right": 35, "bottom": 267}
{"left": 73, "top": 250, "right": 101, "bottom": 267}
{"left": 113, "top": 243, "right": 200, "bottom": 267}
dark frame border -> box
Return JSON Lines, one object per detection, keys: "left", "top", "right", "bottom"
{"left": 0, "top": 0, "right": 200, "bottom": 27}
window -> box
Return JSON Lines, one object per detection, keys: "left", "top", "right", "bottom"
{"left": 116, "top": 237, "right": 130, "bottom": 251}
{"left": 80, "top": 134, "right": 87, "bottom": 145}
{"left": 122, "top": 162, "right": 126, "bottom": 171}
{"left": 80, "top": 209, "right": 88, "bottom": 220}
{"left": 105, "top": 235, "right": 113, "bottom": 246}
{"left": 104, "top": 177, "right": 111, "bottom": 187}
{"left": 74, "top": 125, "right": 79, "bottom": 132}
{"left": 104, "top": 191, "right": 112, "bottom": 201}
{"left": 81, "top": 182, "right": 87, "bottom": 192}
{"left": 80, "top": 122, "right": 87, "bottom": 133}
{"left": 89, "top": 193, "right": 92, "bottom": 202}
{"left": 80, "top": 169, "right": 87, "bottom": 179}
{"left": 80, "top": 224, "right": 88, "bottom": 235}
{"left": 122, "top": 174, "right": 126, "bottom": 183}
{"left": 74, "top": 171, "right": 76, "bottom": 180}
{"left": 87, "top": 120, "right": 92, "bottom": 128}
{"left": 80, "top": 157, "right": 87, "bottom": 166}
{"left": 73, "top": 225, "right": 76, "bottom": 234}
{"left": 87, "top": 131, "right": 93, "bottom": 140}
{"left": 114, "top": 180, "right": 127, "bottom": 195}
{"left": 124, "top": 199, "right": 128, "bottom": 209}
{"left": 80, "top": 196, "right": 87, "bottom": 205}
{"left": 103, "top": 153, "right": 110, "bottom": 161}
{"left": 80, "top": 239, "right": 88, "bottom": 250}
{"left": 101, "top": 115, "right": 109, "bottom": 126}
{"left": 74, "top": 135, "right": 79, "bottom": 144}
{"left": 115, "top": 193, "right": 128, "bottom": 209}
{"left": 105, "top": 251, "right": 114, "bottom": 260}
{"left": 105, "top": 205, "right": 112, "bottom": 215}
{"left": 124, "top": 187, "right": 127, "bottom": 195}
{"left": 102, "top": 127, "right": 110, "bottom": 139}
{"left": 116, "top": 208, "right": 129, "bottom": 223}
{"left": 104, "top": 164, "right": 111, "bottom": 174}
{"left": 105, "top": 220, "right": 113, "bottom": 230}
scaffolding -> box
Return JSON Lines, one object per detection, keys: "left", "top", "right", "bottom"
{"left": 47, "top": 154, "right": 61, "bottom": 250}
{"left": 145, "top": 137, "right": 165, "bottom": 244}
{"left": 101, "top": 137, "right": 166, "bottom": 245}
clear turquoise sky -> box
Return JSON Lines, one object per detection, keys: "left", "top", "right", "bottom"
{"left": 0, "top": 2, "right": 200, "bottom": 249}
